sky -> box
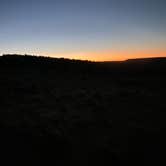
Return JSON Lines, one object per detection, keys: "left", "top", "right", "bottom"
{"left": 0, "top": 0, "right": 166, "bottom": 61}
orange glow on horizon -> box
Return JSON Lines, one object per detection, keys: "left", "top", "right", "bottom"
{"left": 41, "top": 49, "right": 166, "bottom": 62}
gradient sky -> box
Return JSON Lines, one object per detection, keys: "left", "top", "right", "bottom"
{"left": 0, "top": 0, "right": 166, "bottom": 61}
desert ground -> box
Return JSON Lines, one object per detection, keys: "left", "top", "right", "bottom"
{"left": 0, "top": 54, "right": 166, "bottom": 165}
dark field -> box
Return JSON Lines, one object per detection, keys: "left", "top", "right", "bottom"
{"left": 0, "top": 54, "right": 166, "bottom": 165}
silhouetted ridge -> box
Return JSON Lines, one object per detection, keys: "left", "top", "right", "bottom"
{"left": 0, "top": 54, "right": 98, "bottom": 74}
{"left": 0, "top": 54, "right": 166, "bottom": 75}
{"left": 126, "top": 57, "right": 166, "bottom": 62}
{"left": 1, "top": 54, "right": 92, "bottom": 66}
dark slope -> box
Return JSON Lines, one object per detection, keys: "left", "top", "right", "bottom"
{"left": 0, "top": 54, "right": 166, "bottom": 165}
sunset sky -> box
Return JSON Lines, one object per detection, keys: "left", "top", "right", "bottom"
{"left": 0, "top": 0, "right": 166, "bottom": 61}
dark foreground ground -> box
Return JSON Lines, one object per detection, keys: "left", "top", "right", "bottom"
{"left": 0, "top": 54, "right": 166, "bottom": 165}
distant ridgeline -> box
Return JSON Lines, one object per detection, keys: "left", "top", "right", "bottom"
{"left": 0, "top": 54, "right": 166, "bottom": 75}
{"left": 0, "top": 54, "right": 96, "bottom": 73}
{"left": 126, "top": 57, "right": 166, "bottom": 64}
{"left": 0, "top": 54, "right": 92, "bottom": 66}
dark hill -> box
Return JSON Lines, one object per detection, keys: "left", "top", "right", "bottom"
{"left": 1, "top": 54, "right": 166, "bottom": 74}
{"left": 126, "top": 57, "right": 166, "bottom": 62}
{"left": 0, "top": 54, "right": 166, "bottom": 166}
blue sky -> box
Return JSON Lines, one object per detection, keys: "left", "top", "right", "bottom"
{"left": 0, "top": 0, "right": 166, "bottom": 60}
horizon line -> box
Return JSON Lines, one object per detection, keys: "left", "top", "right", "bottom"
{"left": 1, "top": 53, "right": 166, "bottom": 62}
